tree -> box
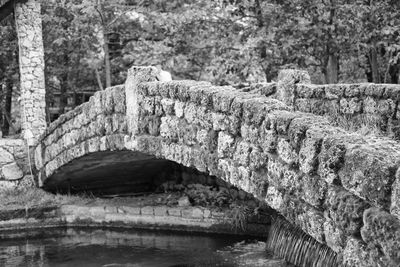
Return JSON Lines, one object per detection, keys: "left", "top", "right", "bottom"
{"left": 0, "top": 15, "right": 18, "bottom": 135}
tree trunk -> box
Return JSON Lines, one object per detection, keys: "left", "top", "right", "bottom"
{"left": 97, "top": 0, "right": 111, "bottom": 88}
{"left": 1, "top": 75, "right": 12, "bottom": 136}
{"left": 59, "top": 54, "right": 69, "bottom": 115}
{"left": 325, "top": 53, "right": 339, "bottom": 84}
{"left": 324, "top": 0, "right": 339, "bottom": 84}
{"left": 388, "top": 51, "right": 400, "bottom": 84}
{"left": 103, "top": 32, "right": 112, "bottom": 88}
{"left": 95, "top": 68, "right": 104, "bottom": 90}
{"left": 369, "top": 46, "right": 380, "bottom": 83}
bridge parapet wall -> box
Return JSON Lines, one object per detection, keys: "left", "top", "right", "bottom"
{"left": 126, "top": 67, "right": 400, "bottom": 266}
{"left": 282, "top": 78, "right": 400, "bottom": 138}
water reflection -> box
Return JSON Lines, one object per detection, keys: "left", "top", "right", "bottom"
{"left": 0, "top": 228, "right": 289, "bottom": 267}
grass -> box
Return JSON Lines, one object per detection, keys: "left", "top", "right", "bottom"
{"left": 0, "top": 187, "right": 95, "bottom": 211}
{"left": 328, "top": 112, "right": 385, "bottom": 137}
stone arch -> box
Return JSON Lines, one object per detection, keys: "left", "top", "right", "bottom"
{"left": 34, "top": 84, "right": 129, "bottom": 187}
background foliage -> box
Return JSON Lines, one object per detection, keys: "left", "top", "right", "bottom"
{"left": 0, "top": 0, "right": 400, "bottom": 132}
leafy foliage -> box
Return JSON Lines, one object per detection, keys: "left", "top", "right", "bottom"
{"left": 1, "top": 0, "right": 400, "bottom": 129}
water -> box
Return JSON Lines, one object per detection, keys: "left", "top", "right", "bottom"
{"left": 266, "top": 217, "right": 340, "bottom": 267}
{"left": 0, "top": 227, "right": 289, "bottom": 267}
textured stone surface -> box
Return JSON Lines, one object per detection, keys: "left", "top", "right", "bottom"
{"left": 342, "top": 237, "right": 388, "bottom": 267}
{"left": 276, "top": 69, "right": 311, "bottom": 106}
{"left": 291, "top": 78, "right": 400, "bottom": 138}
{"left": 361, "top": 208, "right": 400, "bottom": 266}
{"left": 15, "top": 0, "right": 46, "bottom": 141}
{"left": 0, "top": 139, "right": 30, "bottom": 189}
{"left": 1, "top": 163, "right": 23, "bottom": 180}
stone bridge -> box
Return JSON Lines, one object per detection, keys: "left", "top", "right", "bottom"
{"left": 34, "top": 66, "right": 400, "bottom": 266}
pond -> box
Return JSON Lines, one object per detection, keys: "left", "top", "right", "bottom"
{"left": 0, "top": 227, "right": 290, "bottom": 267}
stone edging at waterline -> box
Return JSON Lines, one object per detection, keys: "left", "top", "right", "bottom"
{"left": 0, "top": 203, "right": 270, "bottom": 237}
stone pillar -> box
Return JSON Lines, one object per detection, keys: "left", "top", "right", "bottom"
{"left": 125, "top": 66, "right": 159, "bottom": 137}
{"left": 276, "top": 69, "right": 311, "bottom": 107}
{"left": 14, "top": 0, "right": 46, "bottom": 144}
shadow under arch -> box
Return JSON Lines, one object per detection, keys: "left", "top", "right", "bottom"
{"left": 43, "top": 150, "right": 230, "bottom": 197}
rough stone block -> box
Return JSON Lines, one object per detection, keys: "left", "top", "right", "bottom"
{"left": 295, "top": 84, "right": 315, "bottom": 98}
{"left": 211, "top": 210, "right": 225, "bottom": 219}
{"left": 325, "top": 186, "right": 369, "bottom": 236}
{"left": 249, "top": 146, "right": 267, "bottom": 170}
{"left": 294, "top": 98, "right": 311, "bottom": 113}
{"left": 264, "top": 186, "right": 284, "bottom": 211}
{"left": 318, "top": 136, "right": 347, "bottom": 184}
{"left": 160, "top": 98, "right": 175, "bottom": 115}
{"left": 266, "top": 156, "right": 284, "bottom": 186}
{"left": 203, "top": 209, "right": 211, "bottom": 218}
{"left": 361, "top": 208, "right": 400, "bottom": 265}
{"left": 339, "top": 142, "right": 400, "bottom": 209}
{"left": 344, "top": 84, "right": 361, "bottom": 97}
{"left": 174, "top": 101, "right": 185, "bottom": 118}
{"left": 141, "top": 206, "right": 154, "bottom": 216}
{"left": 342, "top": 237, "right": 386, "bottom": 267}
{"left": 377, "top": 99, "right": 395, "bottom": 116}
{"left": 120, "top": 206, "right": 141, "bottom": 215}
{"left": 233, "top": 141, "right": 252, "bottom": 166}
{"left": 274, "top": 111, "right": 301, "bottom": 135}
{"left": 339, "top": 98, "right": 362, "bottom": 114}
{"left": 178, "top": 123, "right": 198, "bottom": 146}
{"left": 168, "top": 207, "right": 182, "bottom": 217}
{"left": 1, "top": 163, "right": 24, "bottom": 180}
{"left": 217, "top": 131, "right": 235, "bottom": 159}
{"left": 212, "top": 89, "right": 236, "bottom": 113}
{"left": 364, "top": 84, "right": 385, "bottom": 98}
{"left": 160, "top": 116, "right": 179, "bottom": 141}
{"left": 154, "top": 206, "right": 168, "bottom": 216}
{"left": 298, "top": 128, "right": 325, "bottom": 174}
{"left": 182, "top": 207, "right": 203, "bottom": 219}
{"left": 325, "top": 84, "right": 344, "bottom": 99}
{"left": 196, "top": 129, "right": 217, "bottom": 151}
{"left": 240, "top": 124, "right": 259, "bottom": 144}
{"left": 259, "top": 125, "right": 278, "bottom": 152}
{"left": 248, "top": 171, "right": 268, "bottom": 198}
{"left": 281, "top": 196, "right": 325, "bottom": 243}
{"left": 383, "top": 84, "right": 400, "bottom": 100}
{"left": 363, "top": 97, "right": 377, "bottom": 114}
{"left": 276, "top": 69, "right": 311, "bottom": 106}
{"left": 281, "top": 168, "right": 302, "bottom": 193}
{"left": 0, "top": 180, "right": 18, "bottom": 191}
{"left": 0, "top": 148, "right": 14, "bottom": 164}
{"left": 301, "top": 175, "right": 327, "bottom": 207}
{"left": 211, "top": 113, "right": 240, "bottom": 134}
{"left": 277, "top": 138, "right": 298, "bottom": 165}
{"left": 323, "top": 218, "right": 346, "bottom": 253}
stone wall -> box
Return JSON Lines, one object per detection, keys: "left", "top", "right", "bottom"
{"left": 15, "top": 0, "right": 46, "bottom": 142}
{"left": 0, "top": 203, "right": 270, "bottom": 237}
{"left": 273, "top": 70, "right": 400, "bottom": 138}
{"left": 35, "top": 66, "right": 400, "bottom": 266}
{"left": 0, "top": 138, "right": 33, "bottom": 190}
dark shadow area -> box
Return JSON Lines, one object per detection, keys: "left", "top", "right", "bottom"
{"left": 43, "top": 150, "right": 233, "bottom": 199}
{"left": 43, "top": 150, "right": 179, "bottom": 195}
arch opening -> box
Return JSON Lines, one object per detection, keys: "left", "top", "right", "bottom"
{"left": 42, "top": 150, "right": 260, "bottom": 208}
